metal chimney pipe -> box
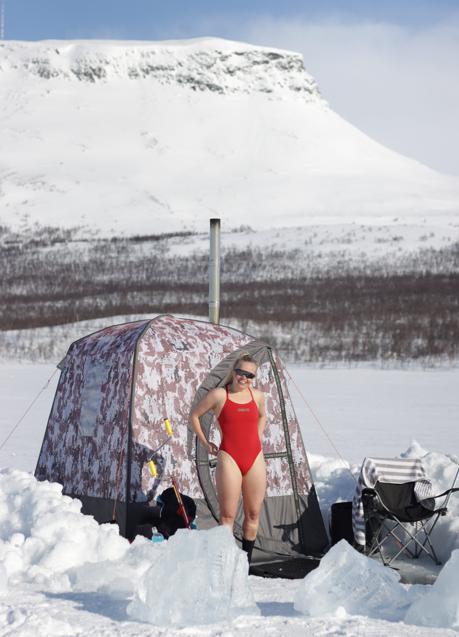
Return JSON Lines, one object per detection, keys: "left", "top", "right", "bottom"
{"left": 209, "top": 218, "right": 221, "bottom": 324}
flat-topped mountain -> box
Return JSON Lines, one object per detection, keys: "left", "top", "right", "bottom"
{"left": 1, "top": 38, "right": 458, "bottom": 237}
{"left": 0, "top": 38, "right": 322, "bottom": 98}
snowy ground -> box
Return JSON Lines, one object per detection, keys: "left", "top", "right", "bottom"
{"left": 1, "top": 362, "right": 458, "bottom": 635}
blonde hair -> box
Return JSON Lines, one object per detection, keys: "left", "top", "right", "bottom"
{"left": 233, "top": 352, "right": 258, "bottom": 370}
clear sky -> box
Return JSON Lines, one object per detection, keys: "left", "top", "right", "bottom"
{"left": 3, "top": 0, "right": 459, "bottom": 175}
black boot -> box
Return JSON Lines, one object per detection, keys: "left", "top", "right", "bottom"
{"left": 242, "top": 537, "right": 256, "bottom": 564}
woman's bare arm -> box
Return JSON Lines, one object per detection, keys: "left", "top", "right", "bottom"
{"left": 189, "top": 389, "right": 222, "bottom": 455}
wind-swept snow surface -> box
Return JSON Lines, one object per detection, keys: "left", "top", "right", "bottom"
{"left": 1, "top": 38, "right": 458, "bottom": 236}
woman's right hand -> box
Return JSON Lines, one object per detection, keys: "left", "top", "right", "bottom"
{"left": 206, "top": 441, "right": 219, "bottom": 456}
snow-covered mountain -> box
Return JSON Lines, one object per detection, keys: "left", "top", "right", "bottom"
{"left": 0, "top": 37, "right": 458, "bottom": 237}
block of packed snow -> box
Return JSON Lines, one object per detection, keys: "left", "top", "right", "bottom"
{"left": 294, "top": 540, "right": 410, "bottom": 621}
{"left": 400, "top": 443, "right": 459, "bottom": 563}
{"left": 405, "top": 549, "right": 459, "bottom": 630}
{"left": 127, "top": 525, "right": 259, "bottom": 626}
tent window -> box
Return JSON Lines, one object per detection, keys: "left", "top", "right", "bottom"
{"left": 79, "top": 360, "right": 110, "bottom": 436}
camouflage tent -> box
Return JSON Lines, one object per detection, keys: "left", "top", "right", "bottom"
{"left": 35, "top": 315, "right": 328, "bottom": 562}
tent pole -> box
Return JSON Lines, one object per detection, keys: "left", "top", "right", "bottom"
{"left": 209, "top": 218, "right": 221, "bottom": 324}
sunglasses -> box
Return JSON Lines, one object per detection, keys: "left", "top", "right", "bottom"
{"left": 234, "top": 368, "right": 256, "bottom": 380}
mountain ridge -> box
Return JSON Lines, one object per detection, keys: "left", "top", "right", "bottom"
{"left": 0, "top": 37, "right": 458, "bottom": 237}
{"left": 0, "top": 38, "right": 323, "bottom": 100}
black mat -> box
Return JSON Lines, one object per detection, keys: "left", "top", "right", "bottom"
{"left": 249, "top": 557, "right": 320, "bottom": 579}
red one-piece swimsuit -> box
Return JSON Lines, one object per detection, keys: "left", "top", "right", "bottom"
{"left": 218, "top": 385, "right": 262, "bottom": 475}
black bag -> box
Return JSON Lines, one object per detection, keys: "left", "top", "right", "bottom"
{"left": 156, "top": 487, "right": 197, "bottom": 538}
{"left": 329, "top": 501, "right": 354, "bottom": 546}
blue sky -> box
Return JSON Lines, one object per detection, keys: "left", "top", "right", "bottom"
{"left": 5, "top": 0, "right": 459, "bottom": 41}
{"left": 3, "top": 1, "right": 459, "bottom": 174}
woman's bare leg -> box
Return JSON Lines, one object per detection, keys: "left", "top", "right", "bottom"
{"left": 241, "top": 452, "right": 266, "bottom": 541}
{"left": 216, "top": 450, "right": 242, "bottom": 528}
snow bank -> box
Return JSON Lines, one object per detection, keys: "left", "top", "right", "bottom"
{"left": 127, "top": 525, "right": 259, "bottom": 626}
{"left": 0, "top": 468, "right": 259, "bottom": 626}
{"left": 401, "top": 441, "right": 459, "bottom": 562}
{"left": 294, "top": 540, "right": 411, "bottom": 621}
{"left": 0, "top": 470, "right": 259, "bottom": 625}
{"left": 0, "top": 468, "right": 129, "bottom": 588}
{"left": 405, "top": 549, "right": 459, "bottom": 631}
{"left": 308, "top": 453, "right": 359, "bottom": 530}
{"left": 1, "top": 440, "right": 458, "bottom": 630}
{"left": 295, "top": 444, "right": 459, "bottom": 627}
{"left": 309, "top": 441, "right": 459, "bottom": 562}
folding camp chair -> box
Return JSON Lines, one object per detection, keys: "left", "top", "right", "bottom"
{"left": 352, "top": 457, "right": 459, "bottom": 567}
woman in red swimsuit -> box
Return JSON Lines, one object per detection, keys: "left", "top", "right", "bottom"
{"left": 190, "top": 353, "right": 266, "bottom": 563}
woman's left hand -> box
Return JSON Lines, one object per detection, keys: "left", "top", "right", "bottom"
{"left": 206, "top": 442, "right": 219, "bottom": 456}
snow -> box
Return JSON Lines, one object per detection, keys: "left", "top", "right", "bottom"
{"left": 0, "top": 563, "right": 7, "bottom": 594}
{"left": 1, "top": 38, "right": 459, "bottom": 237}
{"left": 293, "top": 536, "right": 456, "bottom": 627}
{"left": 127, "top": 525, "right": 259, "bottom": 625}
{"left": 294, "top": 540, "right": 412, "bottom": 621}
{"left": 168, "top": 222, "right": 459, "bottom": 263}
{"left": 0, "top": 362, "right": 458, "bottom": 635}
{"left": 290, "top": 366, "right": 459, "bottom": 465}
{"left": 0, "top": 38, "right": 317, "bottom": 98}
{"left": 405, "top": 446, "right": 459, "bottom": 562}
{"left": 405, "top": 549, "right": 459, "bottom": 631}
{"left": 0, "top": 468, "right": 128, "bottom": 587}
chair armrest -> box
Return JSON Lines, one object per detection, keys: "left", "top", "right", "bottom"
{"left": 431, "top": 487, "right": 459, "bottom": 500}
